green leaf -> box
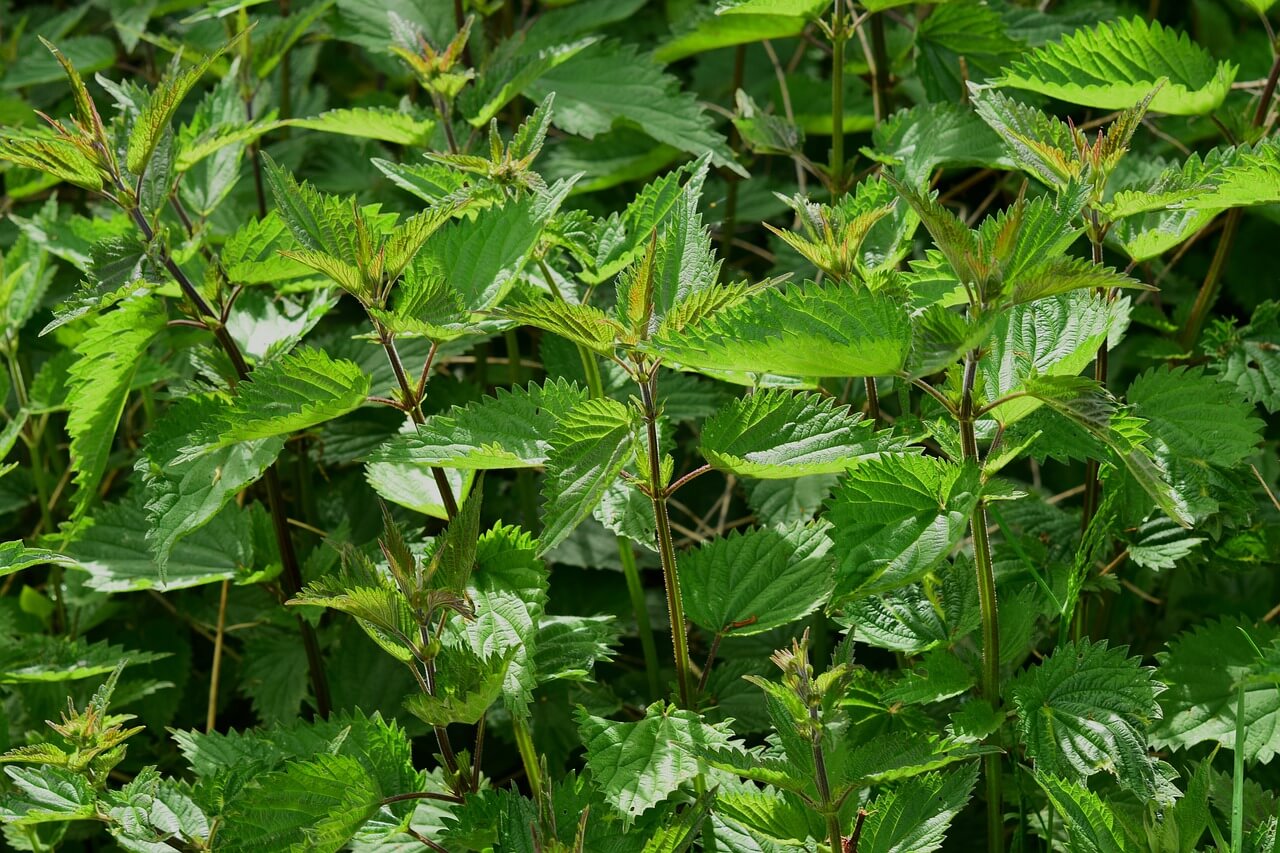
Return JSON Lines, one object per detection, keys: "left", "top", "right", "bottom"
{"left": 186, "top": 348, "right": 370, "bottom": 453}
{"left": 286, "top": 106, "right": 435, "bottom": 145}
{"left": 0, "top": 543, "right": 79, "bottom": 579}
{"left": 65, "top": 297, "right": 167, "bottom": 518}
{"left": 0, "top": 634, "right": 166, "bottom": 683}
{"left": 128, "top": 39, "right": 237, "bottom": 175}
{"left": 137, "top": 395, "right": 284, "bottom": 576}
{"left": 1206, "top": 300, "right": 1280, "bottom": 413}
{"left": 679, "top": 520, "right": 836, "bottom": 635}
{"left": 539, "top": 397, "right": 639, "bottom": 554}
{"left": 525, "top": 40, "right": 743, "bottom": 176}
{"left": 423, "top": 181, "right": 570, "bottom": 310}
{"left": 993, "top": 17, "right": 1235, "bottom": 115}
{"left": 827, "top": 456, "right": 981, "bottom": 603}
{"left": 650, "top": 280, "right": 911, "bottom": 381}
{"left": 533, "top": 615, "right": 620, "bottom": 682}
{"left": 1022, "top": 374, "right": 1191, "bottom": 527}
{"left": 700, "top": 389, "right": 905, "bottom": 479}
{"left": 964, "top": 87, "right": 1077, "bottom": 189}
{"left": 1033, "top": 772, "right": 1137, "bottom": 853}
{"left": 404, "top": 647, "right": 512, "bottom": 726}
{"left": 867, "top": 101, "right": 1014, "bottom": 189}
{"left": 1010, "top": 639, "right": 1162, "bottom": 797}
{"left": 216, "top": 754, "right": 383, "bottom": 853}
{"left": 104, "top": 767, "right": 209, "bottom": 849}
{"left": 1154, "top": 618, "right": 1280, "bottom": 764}
{"left": 372, "top": 379, "right": 587, "bottom": 470}
{"left": 65, "top": 493, "right": 251, "bottom": 592}
{"left": 577, "top": 702, "right": 731, "bottom": 819}
{"left": 0, "top": 767, "right": 97, "bottom": 826}
{"left": 501, "top": 296, "right": 626, "bottom": 356}
{"left": 858, "top": 765, "right": 979, "bottom": 853}
{"left": 979, "top": 292, "right": 1118, "bottom": 426}
{"left": 654, "top": 1, "right": 827, "bottom": 63}
{"left": 0, "top": 129, "right": 103, "bottom": 191}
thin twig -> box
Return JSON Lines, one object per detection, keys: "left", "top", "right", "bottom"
{"left": 206, "top": 580, "right": 229, "bottom": 732}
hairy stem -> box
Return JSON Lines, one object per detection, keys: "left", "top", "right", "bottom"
{"left": 538, "top": 256, "right": 662, "bottom": 694}
{"left": 512, "top": 716, "right": 543, "bottom": 801}
{"left": 960, "top": 348, "right": 1003, "bottom": 853}
{"left": 206, "top": 580, "right": 229, "bottom": 732}
{"left": 375, "top": 326, "right": 459, "bottom": 520}
{"left": 126, "top": 206, "right": 331, "bottom": 717}
{"left": 829, "top": 0, "right": 846, "bottom": 200}
{"left": 639, "top": 371, "right": 693, "bottom": 708}
{"left": 1081, "top": 223, "right": 1106, "bottom": 530}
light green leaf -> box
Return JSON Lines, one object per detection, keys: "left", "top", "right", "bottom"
{"left": 1010, "top": 639, "right": 1163, "bottom": 796}
{"left": 538, "top": 397, "right": 639, "bottom": 554}
{"left": 700, "top": 389, "right": 906, "bottom": 479}
{"left": 1206, "top": 300, "right": 1280, "bottom": 412}
{"left": 186, "top": 348, "right": 370, "bottom": 454}
{"left": 994, "top": 17, "right": 1235, "bottom": 115}
{"left": 372, "top": 379, "right": 588, "bottom": 470}
{"left": 827, "top": 455, "right": 981, "bottom": 603}
{"left": 404, "top": 647, "right": 512, "bottom": 726}
{"left": 0, "top": 767, "right": 97, "bottom": 826}
{"left": 577, "top": 702, "right": 731, "bottom": 819}
{"left": 66, "top": 298, "right": 167, "bottom": 518}
{"left": 651, "top": 280, "right": 910, "bottom": 381}
{"left": 679, "top": 520, "right": 835, "bottom": 635}
{"left": 286, "top": 106, "right": 435, "bottom": 145}
{"left": 216, "top": 754, "right": 383, "bottom": 853}
{"left": 858, "top": 765, "right": 979, "bottom": 853}
{"left": 0, "top": 543, "right": 79, "bottom": 579}
{"left": 0, "top": 635, "right": 166, "bottom": 683}
{"left": 128, "top": 39, "right": 237, "bottom": 175}
{"left": 138, "top": 395, "right": 284, "bottom": 576}
{"left": 524, "top": 40, "right": 743, "bottom": 176}
{"left": 655, "top": 1, "right": 827, "bottom": 63}
{"left": 979, "top": 292, "right": 1118, "bottom": 426}
{"left": 1033, "top": 773, "right": 1137, "bottom": 853}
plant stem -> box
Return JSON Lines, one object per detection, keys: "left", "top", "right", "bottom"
{"left": 960, "top": 348, "right": 1003, "bottom": 853}
{"left": 1081, "top": 224, "right": 1106, "bottom": 530}
{"left": 125, "top": 206, "right": 331, "bottom": 717}
{"left": 639, "top": 371, "right": 693, "bottom": 708}
{"left": 537, "top": 256, "right": 662, "bottom": 695}
{"left": 375, "top": 326, "right": 459, "bottom": 520}
{"left": 206, "top": 580, "right": 229, "bottom": 732}
{"left": 829, "top": 0, "right": 845, "bottom": 200}
{"left": 869, "top": 12, "right": 891, "bottom": 122}
{"left": 1233, "top": 677, "right": 1246, "bottom": 853}
{"left": 512, "top": 716, "right": 543, "bottom": 801}
{"left": 721, "top": 44, "right": 747, "bottom": 267}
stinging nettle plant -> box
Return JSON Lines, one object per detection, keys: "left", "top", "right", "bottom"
{"left": 0, "top": 1, "right": 1276, "bottom": 852}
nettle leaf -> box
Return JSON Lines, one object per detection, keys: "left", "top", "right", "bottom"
{"left": 0, "top": 543, "right": 79, "bottom": 579}
{"left": 104, "top": 767, "right": 209, "bottom": 849}
{"left": 373, "top": 379, "right": 587, "bottom": 470}
{"left": 0, "top": 766, "right": 97, "bottom": 825}
{"left": 66, "top": 297, "right": 167, "bottom": 518}
{"left": 979, "top": 292, "right": 1118, "bottom": 426}
{"left": 0, "top": 634, "right": 166, "bottom": 683}
{"left": 287, "top": 106, "right": 435, "bottom": 145}
{"left": 650, "top": 280, "right": 911, "bottom": 381}
{"left": 655, "top": 0, "right": 827, "bottom": 63}
{"left": 1206, "top": 300, "right": 1280, "bottom": 413}
{"left": 501, "top": 296, "right": 626, "bottom": 356}
{"left": 66, "top": 492, "right": 251, "bottom": 592}
{"left": 216, "top": 753, "right": 383, "bottom": 853}
{"left": 827, "top": 455, "right": 981, "bottom": 604}
{"left": 1034, "top": 773, "right": 1137, "bottom": 853}
{"left": 968, "top": 86, "right": 1078, "bottom": 189}
{"left": 1010, "top": 639, "right": 1163, "bottom": 797}
{"left": 994, "top": 16, "right": 1235, "bottom": 115}
{"left": 1173, "top": 140, "right": 1280, "bottom": 210}
{"left": 533, "top": 614, "right": 620, "bottom": 682}
{"left": 1154, "top": 618, "right": 1280, "bottom": 764}
{"left": 857, "top": 765, "right": 979, "bottom": 853}
{"left": 1022, "top": 375, "right": 1191, "bottom": 527}
{"left": 577, "top": 702, "right": 732, "bottom": 820}
{"left": 404, "top": 647, "right": 512, "bottom": 726}
{"left": 678, "top": 520, "right": 836, "bottom": 635}
{"left": 0, "top": 129, "right": 103, "bottom": 191}
{"left": 700, "top": 389, "right": 906, "bottom": 479}
{"left": 539, "top": 397, "right": 639, "bottom": 554}
{"left": 128, "top": 37, "right": 238, "bottom": 175}
{"left": 524, "top": 40, "right": 742, "bottom": 176}
{"left": 866, "top": 101, "right": 1013, "bottom": 189}
{"left": 186, "top": 348, "right": 370, "bottom": 455}
{"left": 137, "top": 395, "right": 284, "bottom": 576}
{"left": 423, "top": 180, "right": 571, "bottom": 310}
